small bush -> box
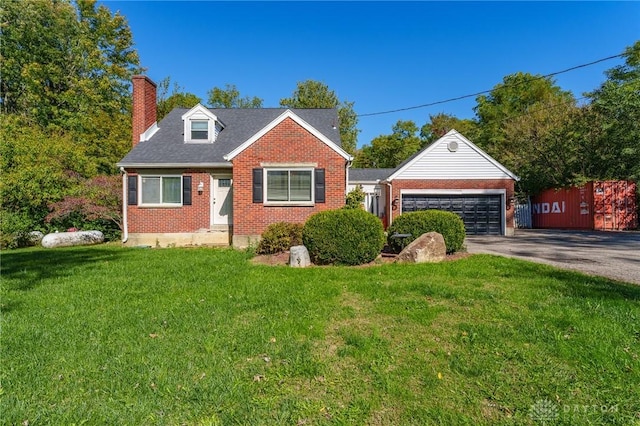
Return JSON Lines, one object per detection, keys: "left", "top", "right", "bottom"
{"left": 388, "top": 210, "right": 466, "bottom": 254}
{"left": 0, "top": 210, "right": 39, "bottom": 249}
{"left": 344, "top": 185, "right": 366, "bottom": 209}
{"left": 256, "top": 222, "right": 304, "bottom": 255}
{"left": 303, "top": 209, "right": 385, "bottom": 265}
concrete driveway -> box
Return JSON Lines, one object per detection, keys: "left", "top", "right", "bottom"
{"left": 465, "top": 229, "right": 640, "bottom": 285}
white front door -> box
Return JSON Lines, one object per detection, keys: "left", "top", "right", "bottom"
{"left": 211, "top": 174, "right": 233, "bottom": 226}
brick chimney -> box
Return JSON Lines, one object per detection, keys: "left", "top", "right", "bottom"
{"left": 132, "top": 75, "right": 157, "bottom": 146}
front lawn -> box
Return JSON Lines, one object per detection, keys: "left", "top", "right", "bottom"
{"left": 1, "top": 246, "right": 639, "bottom": 425}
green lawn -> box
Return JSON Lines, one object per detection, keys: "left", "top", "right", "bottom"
{"left": 1, "top": 246, "right": 639, "bottom": 425}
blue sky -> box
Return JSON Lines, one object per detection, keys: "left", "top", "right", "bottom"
{"left": 103, "top": 1, "right": 639, "bottom": 147}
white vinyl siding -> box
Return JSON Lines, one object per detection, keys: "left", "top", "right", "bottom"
{"left": 394, "top": 134, "right": 514, "bottom": 180}
{"left": 140, "top": 176, "right": 182, "bottom": 206}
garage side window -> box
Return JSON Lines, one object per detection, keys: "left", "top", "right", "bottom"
{"left": 140, "top": 176, "right": 182, "bottom": 205}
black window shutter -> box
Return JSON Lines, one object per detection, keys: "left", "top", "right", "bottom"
{"left": 127, "top": 175, "right": 137, "bottom": 205}
{"left": 253, "top": 168, "right": 263, "bottom": 203}
{"left": 183, "top": 176, "right": 192, "bottom": 205}
{"left": 315, "top": 168, "right": 325, "bottom": 203}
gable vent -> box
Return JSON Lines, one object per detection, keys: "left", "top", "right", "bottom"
{"left": 447, "top": 141, "right": 459, "bottom": 152}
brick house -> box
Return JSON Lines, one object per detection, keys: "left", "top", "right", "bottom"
{"left": 118, "top": 76, "right": 517, "bottom": 248}
{"left": 118, "top": 76, "right": 351, "bottom": 248}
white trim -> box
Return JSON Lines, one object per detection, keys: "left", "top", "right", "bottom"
{"left": 181, "top": 104, "right": 222, "bottom": 143}
{"left": 349, "top": 179, "right": 382, "bottom": 184}
{"left": 224, "top": 109, "right": 353, "bottom": 161}
{"left": 209, "top": 175, "right": 214, "bottom": 228}
{"left": 139, "top": 122, "right": 159, "bottom": 142}
{"left": 260, "top": 162, "right": 317, "bottom": 168}
{"left": 121, "top": 169, "right": 128, "bottom": 243}
{"left": 117, "top": 162, "right": 231, "bottom": 168}
{"left": 399, "top": 189, "right": 506, "bottom": 195}
{"left": 138, "top": 174, "right": 183, "bottom": 207}
{"left": 399, "top": 188, "right": 507, "bottom": 235}
{"left": 387, "top": 129, "right": 519, "bottom": 181}
{"left": 263, "top": 167, "right": 315, "bottom": 205}
{"left": 211, "top": 173, "right": 233, "bottom": 226}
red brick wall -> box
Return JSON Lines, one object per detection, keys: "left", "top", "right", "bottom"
{"left": 132, "top": 76, "right": 157, "bottom": 147}
{"left": 127, "top": 170, "right": 211, "bottom": 233}
{"left": 388, "top": 179, "right": 516, "bottom": 229}
{"left": 232, "top": 117, "right": 347, "bottom": 237}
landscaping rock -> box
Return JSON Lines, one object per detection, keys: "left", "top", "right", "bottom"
{"left": 396, "top": 232, "right": 446, "bottom": 263}
{"left": 289, "top": 245, "right": 311, "bottom": 268}
{"left": 41, "top": 230, "right": 104, "bottom": 248}
{"left": 27, "top": 231, "right": 44, "bottom": 246}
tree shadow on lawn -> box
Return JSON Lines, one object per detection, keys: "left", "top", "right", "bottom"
{"left": 1, "top": 246, "right": 125, "bottom": 292}
{"left": 502, "top": 257, "right": 640, "bottom": 301}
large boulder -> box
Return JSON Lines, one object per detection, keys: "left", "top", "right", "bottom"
{"left": 289, "top": 245, "right": 311, "bottom": 268}
{"left": 41, "top": 230, "right": 104, "bottom": 248}
{"left": 396, "top": 232, "right": 446, "bottom": 263}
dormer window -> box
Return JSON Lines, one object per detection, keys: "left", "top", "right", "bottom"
{"left": 181, "top": 103, "right": 224, "bottom": 143}
{"left": 190, "top": 120, "right": 209, "bottom": 140}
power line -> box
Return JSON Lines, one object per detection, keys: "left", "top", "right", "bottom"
{"left": 357, "top": 52, "right": 624, "bottom": 118}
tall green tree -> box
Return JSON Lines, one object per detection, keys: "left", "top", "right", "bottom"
{"left": 1, "top": 0, "right": 141, "bottom": 244}
{"left": 584, "top": 41, "right": 640, "bottom": 181}
{"left": 501, "top": 99, "right": 584, "bottom": 194}
{"left": 280, "top": 80, "right": 359, "bottom": 155}
{"left": 207, "top": 84, "right": 263, "bottom": 108}
{"left": 420, "top": 113, "right": 479, "bottom": 146}
{"left": 353, "top": 120, "right": 421, "bottom": 168}
{"left": 0, "top": 115, "right": 95, "bottom": 223}
{"left": 157, "top": 77, "right": 201, "bottom": 120}
{"left": 474, "top": 72, "right": 574, "bottom": 158}
{"left": 1, "top": 0, "right": 141, "bottom": 125}
{"left": 1, "top": 0, "right": 141, "bottom": 173}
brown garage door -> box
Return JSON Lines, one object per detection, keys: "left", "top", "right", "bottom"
{"left": 402, "top": 194, "right": 503, "bottom": 235}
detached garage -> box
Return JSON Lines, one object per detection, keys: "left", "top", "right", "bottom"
{"left": 349, "top": 130, "right": 518, "bottom": 236}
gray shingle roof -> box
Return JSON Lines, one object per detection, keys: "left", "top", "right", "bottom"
{"left": 118, "top": 108, "right": 342, "bottom": 166}
{"left": 349, "top": 168, "right": 396, "bottom": 182}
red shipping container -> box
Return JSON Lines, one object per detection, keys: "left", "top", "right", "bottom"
{"left": 532, "top": 181, "right": 637, "bottom": 230}
{"left": 593, "top": 181, "right": 638, "bottom": 230}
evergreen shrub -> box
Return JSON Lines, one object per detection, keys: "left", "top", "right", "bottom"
{"left": 303, "top": 209, "right": 385, "bottom": 265}
{"left": 388, "top": 210, "right": 465, "bottom": 254}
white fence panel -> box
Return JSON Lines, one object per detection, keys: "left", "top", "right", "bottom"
{"left": 514, "top": 199, "right": 532, "bottom": 229}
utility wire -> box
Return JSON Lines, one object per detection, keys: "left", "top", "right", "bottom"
{"left": 357, "top": 53, "right": 624, "bottom": 118}
{"left": 498, "top": 96, "right": 587, "bottom": 124}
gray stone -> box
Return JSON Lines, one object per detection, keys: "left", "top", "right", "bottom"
{"left": 289, "top": 245, "right": 311, "bottom": 268}
{"left": 27, "top": 231, "right": 44, "bottom": 246}
{"left": 396, "top": 232, "right": 446, "bottom": 263}
{"left": 41, "top": 230, "right": 104, "bottom": 248}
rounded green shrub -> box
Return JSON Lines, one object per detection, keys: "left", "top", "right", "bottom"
{"left": 303, "top": 209, "right": 385, "bottom": 265}
{"left": 388, "top": 210, "right": 466, "bottom": 254}
{"left": 256, "top": 222, "right": 304, "bottom": 255}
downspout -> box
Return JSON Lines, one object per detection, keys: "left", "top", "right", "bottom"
{"left": 345, "top": 159, "right": 352, "bottom": 198}
{"left": 386, "top": 181, "right": 393, "bottom": 227}
{"left": 120, "top": 167, "right": 129, "bottom": 243}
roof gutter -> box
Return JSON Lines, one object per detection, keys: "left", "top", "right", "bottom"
{"left": 116, "top": 162, "right": 232, "bottom": 168}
